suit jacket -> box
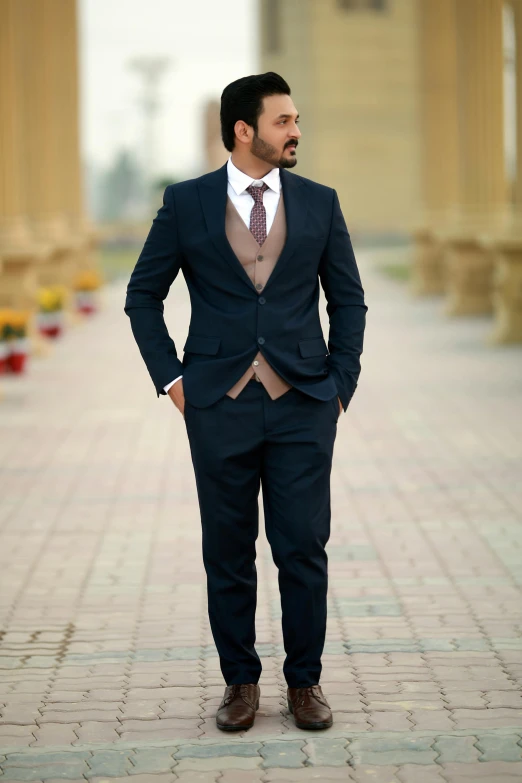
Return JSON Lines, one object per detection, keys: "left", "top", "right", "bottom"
{"left": 124, "top": 162, "right": 368, "bottom": 410}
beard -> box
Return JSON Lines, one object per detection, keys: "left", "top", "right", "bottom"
{"left": 251, "top": 130, "right": 298, "bottom": 169}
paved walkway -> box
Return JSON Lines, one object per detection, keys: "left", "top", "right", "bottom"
{"left": 0, "top": 253, "right": 521, "bottom": 782}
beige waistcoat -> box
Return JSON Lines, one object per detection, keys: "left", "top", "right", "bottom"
{"left": 225, "top": 194, "right": 292, "bottom": 400}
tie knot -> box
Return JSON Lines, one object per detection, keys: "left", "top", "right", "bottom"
{"left": 246, "top": 183, "right": 269, "bottom": 203}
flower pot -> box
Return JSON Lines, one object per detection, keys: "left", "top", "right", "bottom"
{"left": 8, "top": 352, "right": 27, "bottom": 374}
{"left": 0, "top": 343, "right": 7, "bottom": 375}
{"left": 76, "top": 290, "right": 97, "bottom": 315}
{"left": 8, "top": 338, "right": 29, "bottom": 374}
{"left": 38, "top": 310, "right": 64, "bottom": 339}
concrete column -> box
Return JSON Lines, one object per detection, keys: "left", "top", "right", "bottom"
{"left": 0, "top": 0, "right": 42, "bottom": 315}
{"left": 443, "top": 0, "right": 506, "bottom": 316}
{"left": 17, "top": 0, "right": 83, "bottom": 303}
{"left": 486, "top": 0, "right": 522, "bottom": 342}
{"left": 412, "top": 0, "right": 460, "bottom": 297}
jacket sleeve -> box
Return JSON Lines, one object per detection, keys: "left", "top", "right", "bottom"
{"left": 124, "top": 185, "right": 184, "bottom": 397}
{"left": 319, "top": 189, "right": 368, "bottom": 411}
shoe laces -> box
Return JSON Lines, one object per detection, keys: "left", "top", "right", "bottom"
{"left": 224, "top": 683, "right": 254, "bottom": 706}
{"left": 295, "top": 685, "right": 321, "bottom": 708}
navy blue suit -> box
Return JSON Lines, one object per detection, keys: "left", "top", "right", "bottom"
{"left": 125, "top": 163, "right": 367, "bottom": 687}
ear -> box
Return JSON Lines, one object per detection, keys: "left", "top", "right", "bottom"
{"left": 234, "top": 120, "right": 252, "bottom": 146}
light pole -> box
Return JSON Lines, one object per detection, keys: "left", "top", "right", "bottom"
{"left": 128, "top": 56, "right": 172, "bottom": 208}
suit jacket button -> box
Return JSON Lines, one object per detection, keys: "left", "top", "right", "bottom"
{"left": 259, "top": 297, "right": 266, "bottom": 305}
{"left": 257, "top": 337, "right": 265, "bottom": 345}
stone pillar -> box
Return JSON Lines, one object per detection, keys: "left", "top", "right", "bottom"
{"left": 17, "top": 0, "right": 79, "bottom": 297}
{"left": 203, "top": 100, "right": 229, "bottom": 172}
{"left": 0, "top": 0, "right": 42, "bottom": 313}
{"left": 486, "top": 0, "right": 522, "bottom": 343}
{"left": 443, "top": 0, "right": 506, "bottom": 316}
{"left": 54, "top": 0, "right": 100, "bottom": 296}
{"left": 412, "top": 0, "right": 459, "bottom": 297}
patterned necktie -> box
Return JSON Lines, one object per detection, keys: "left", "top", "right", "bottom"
{"left": 246, "top": 183, "right": 269, "bottom": 246}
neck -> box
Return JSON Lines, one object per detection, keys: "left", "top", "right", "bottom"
{"left": 230, "top": 152, "right": 276, "bottom": 180}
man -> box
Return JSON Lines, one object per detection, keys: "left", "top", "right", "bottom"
{"left": 125, "top": 72, "right": 367, "bottom": 731}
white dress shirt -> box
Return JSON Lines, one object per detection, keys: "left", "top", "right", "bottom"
{"left": 164, "top": 156, "right": 281, "bottom": 394}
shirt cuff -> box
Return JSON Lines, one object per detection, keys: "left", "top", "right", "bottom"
{"left": 164, "top": 375, "right": 183, "bottom": 393}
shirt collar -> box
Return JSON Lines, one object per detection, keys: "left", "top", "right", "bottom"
{"left": 227, "top": 156, "right": 281, "bottom": 196}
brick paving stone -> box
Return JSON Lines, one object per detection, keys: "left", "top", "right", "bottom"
{"left": 442, "top": 691, "right": 488, "bottom": 709}
{"left": 303, "top": 737, "right": 350, "bottom": 766}
{"left": 396, "top": 764, "right": 447, "bottom": 782}
{"left": 127, "top": 687, "right": 200, "bottom": 700}
{"left": 161, "top": 700, "right": 205, "bottom": 719}
{"left": 2, "top": 757, "right": 89, "bottom": 780}
{"left": 236, "top": 715, "right": 288, "bottom": 737}
{"left": 86, "top": 749, "right": 133, "bottom": 777}
{"left": 39, "top": 709, "right": 120, "bottom": 723}
{"left": 0, "top": 705, "right": 43, "bottom": 724}
{"left": 350, "top": 766, "right": 401, "bottom": 783}
{"left": 260, "top": 740, "right": 306, "bottom": 768}
{"left": 175, "top": 742, "right": 261, "bottom": 759}
{"left": 452, "top": 709, "right": 522, "bottom": 729}
{"left": 327, "top": 712, "right": 371, "bottom": 731}
{"left": 122, "top": 717, "right": 201, "bottom": 732}
{"left": 30, "top": 722, "right": 80, "bottom": 745}
{"left": 365, "top": 695, "right": 445, "bottom": 711}
{"left": 43, "top": 779, "right": 88, "bottom": 783}
{"left": 119, "top": 700, "right": 164, "bottom": 719}
{"left": 263, "top": 769, "right": 354, "bottom": 781}
{"left": 409, "top": 709, "right": 454, "bottom": 730}
{"left": 174, "top": 756, "right": 263, "bottom": 772}
{"left": 368, "top": 712, "right": 413, "bottom": 731}
{"left": 484, "top": 691, "right": 522, "bottom": 708}
{"left": 0, "top": 724, "right": 36, "bottom": 738}
{"left": 440, "top": 761, "right": 522, "bottom": 778}
{"left": 475, "top": 733, "right": 522, "bottom": 762}
{"left": 93, "top": 776, "right": 177, "bottom": 783}
{"left": 120, "top": 727, "right": 203, "bottom": 741}
{"left": 129, "top": 748, "right": 176, "bottom": 774}
{"left": 74, "top": 720, "right": 122, "bottom": 743}
{"left": 433, "top": 735, "right": 480, "bottom": 764}
{"left": 349, "top": 737, "right": 437, "bottom": 766}
{"left": 219, "top": 771, "right": 265, "bottom": 783}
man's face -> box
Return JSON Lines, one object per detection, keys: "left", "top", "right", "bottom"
{"left": 251, "top": 93, "right": 301, "bottom": 169}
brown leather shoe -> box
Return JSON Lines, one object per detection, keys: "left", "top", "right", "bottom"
{"left": 287, "top": 685, "right": 333, "bottom": 729}
{"left": 216, "top": 683, "right": 260, "bottom": 731}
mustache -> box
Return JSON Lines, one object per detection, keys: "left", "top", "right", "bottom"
{"left": 285, "top": 141, "right": 298, "bottom": 149}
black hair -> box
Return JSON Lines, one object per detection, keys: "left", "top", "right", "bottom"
{"left": 220, "top": 72, "right": 291, "bottom": 152}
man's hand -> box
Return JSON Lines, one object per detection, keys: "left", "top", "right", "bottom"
{"left": 168, "top": 378, "right": 185, "bottom": 416}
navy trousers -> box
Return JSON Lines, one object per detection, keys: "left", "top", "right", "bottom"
{"left": 184, "top": 378, "right": 338, "bottom": 688}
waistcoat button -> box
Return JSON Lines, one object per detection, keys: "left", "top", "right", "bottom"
{"left": 257, "top": 337, "right": 265, "bottom": 345}
{"left": 259, "top": 297, "right": 266, "bottom": 305}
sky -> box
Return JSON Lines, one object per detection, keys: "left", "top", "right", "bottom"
{"left": 79, "top": 0, "right": 257, "bottom": 179}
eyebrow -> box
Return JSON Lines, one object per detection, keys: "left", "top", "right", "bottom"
{"left": 275, "top": 113, "right": 299, "bottom": 120}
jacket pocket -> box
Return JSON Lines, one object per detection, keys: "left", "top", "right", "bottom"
{"left": 298, "top": 336, "right": 328, "bottom": 358}
{"left": 183, "top": 335, "right": 221, "bottom": 355}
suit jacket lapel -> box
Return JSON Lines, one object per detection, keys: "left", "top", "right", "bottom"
{"left": 262, "top": 168, "right": 307, "bottom": 292}
{"left": 198, "top": 164, "right": 256, "bottom": 291}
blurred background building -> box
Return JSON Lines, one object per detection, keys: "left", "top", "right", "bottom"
{"left": 1, "top": 0, "right": 522, "bottom": 385}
